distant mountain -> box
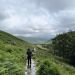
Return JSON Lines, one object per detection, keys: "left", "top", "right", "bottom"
{"left": 17, "top": 36, "right": 50, "bottom": 44}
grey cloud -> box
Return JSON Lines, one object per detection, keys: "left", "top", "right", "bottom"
{"left": 0, "top": 10, "right": 9, "bottom": 30}
{"left": 56, "top": 10, "right": 75, "bottom": 31}
{"left": 31, "top": 0, "right": 75, "bottom": 12}
{"left": 0, "top": 0, "right": 75, "bottom": 38}
{"left": 0, "top": 11, "right": 7, "bottom": 20}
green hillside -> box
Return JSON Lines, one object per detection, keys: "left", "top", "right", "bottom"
{"left": 0, "top": 30, "right": 32, "bottom": 75}
{"left": 35, "top": 31, "right": 75, "bottom": 75}
{"left": 41, "top": 31, "right": 75, "bottom": 65}
{"left": 52, "top": 31, "right": 75, "bottom": 65}
{"left": 1, "top": 30, "right": 75, "bottom": 75}
{"left": 35, "top": 44, "right": 75, "bottom": 75}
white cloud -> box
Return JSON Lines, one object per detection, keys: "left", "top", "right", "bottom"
{"left": 0, "top": 0, "right": 75, "bottom": 38}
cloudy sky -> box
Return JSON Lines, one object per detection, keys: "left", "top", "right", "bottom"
{"left": 0, "top": 0, "right": 75, "bottom": 38}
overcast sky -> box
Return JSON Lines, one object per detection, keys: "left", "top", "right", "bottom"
{"left": 0, "top": 0, "right": 75, "bottom": 38}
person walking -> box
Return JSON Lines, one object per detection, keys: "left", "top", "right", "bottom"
{"left": 27, "top": 48, "right": 32, "bottom": 68}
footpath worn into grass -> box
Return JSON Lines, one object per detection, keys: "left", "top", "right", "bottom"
{"left": 25, "top": 59, "right": 36, "bottom": 75}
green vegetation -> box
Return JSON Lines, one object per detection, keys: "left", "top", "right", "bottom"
{"left": 35, "top": 45, "right": 75, "bottom": 75}
{"left": 37, "top": 60, "right": 60, "bottom": 75}
{"left": 1, "top": 30, "right": 75, "bottom": 75}
{"left": 52, "top": 31, "right": 75, "bottom": 65}
{"left": 35, "top": 31, "right": 75, "bottom": 75}
{"left": 0, "top": 30, "right": 32, "bottom": 75}
{"left": 40, "top": 31, "right": 75, "bottom": 65}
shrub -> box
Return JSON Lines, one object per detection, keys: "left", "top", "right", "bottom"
{"left": 37, "top": 60, "right": 60, "bottom": 75}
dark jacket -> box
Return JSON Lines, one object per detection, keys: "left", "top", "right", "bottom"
{"left": 27, "top": 49, "right": 32, "bottom": 59}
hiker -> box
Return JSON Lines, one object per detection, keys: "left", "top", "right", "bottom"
{"left": 27, "top": 48, "right": 32, "bottom": 68}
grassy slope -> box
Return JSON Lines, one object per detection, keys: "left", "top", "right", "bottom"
{"left": 0, "top": 31, "right": 32, "bottom": 75}
{"left": 35, "top": 45, "right": 75, "bottom": 75}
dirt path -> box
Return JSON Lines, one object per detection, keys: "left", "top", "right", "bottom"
{"left": 25, "top": 59, "right": 36, "bottom": 75}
